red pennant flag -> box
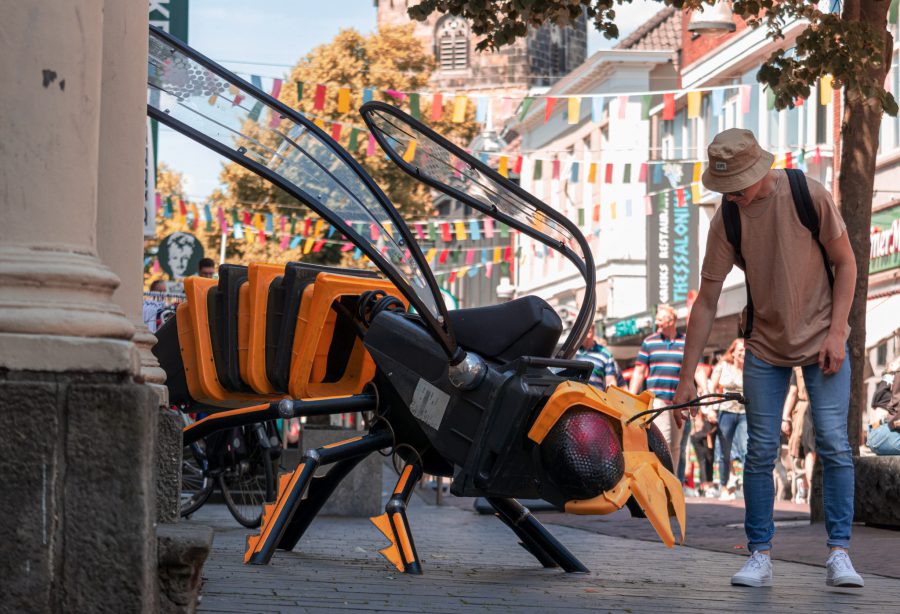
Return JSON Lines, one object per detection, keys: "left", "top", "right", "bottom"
{"left": 330, "top": 122, "right": 342, "bottom": 141}
{"left": 242, "top": 211, "right": 252, "bottom": 225}
{"left": 155, "top": 192, "right": 162, "bottom": 213}
{"left": 639, "top": 163, "right": 648, "bottom": 183}
{"left": 438, "top": 249, "right": 449, "bottom": 264}
{"left": 232, "top": 91, "right": 245, "bottom": 107}
{"left": 448, "top": 271, "right": 457, "bottom": 283}
{"left": 414, "top": 223, "right": 425, "bottom": 240}
{"left": 257, "top": 228, "right": 266, "bottom": 242}
{"left": 504, "top": 246, "right": 512, "bottom": 262}
{"left": 179, "top": 199, "right": 188, "bottom": 217}
{"left": 465, "top": 250, "right": 475, "bottom": 265}
{"left": 604, "top": 164, "right": 613, "bottom": 184}
{"left": 814, "top": 146, "right": 821, "bottom": 163}
{"left": 431, "top": 94, "right": 443, "bottom": 121}
{"left": 303, "top": 217, "right": 312, "bottom": 237}
{"left": 593, "top": 205, "right": 601, "bottom": 223}
{"left": 341, "top": 241, "right": 354, "bottom": 252}
{"left": 676, "top": 188, "right": 686, "bottom": 208}
{"left": 785, "top": 152, "right": 793, "bottom": 168}
{"left": 440, "top": 222, "right": 452, "bottom": 242}
{"left": 544, "top": 98, "right": 557, "bottom": 123}
{"left": 514, "top": 156, "right": 523, "bottom": 174}
{"left": 312, "top": 239, "right": 326, "bottom": 252}
{"left": 270, "top": 78, "right": 283, "bottom": 99}
{"left": 662, "top": 94, "right": 676, "bottom": 121}
{"left": 313, "top": 84, "right": 327, "bottom": 110}
{"left": 551, "top": 160, "right": 561, "bottom": 180}
{"left": 369, "top": 223, "right": 380, "bottom": 241}
{"left": 794, "top": 97, "right": 804, "bottom": 107}
{"left": 385, "top": 89, "right": 406, "bottom": 101}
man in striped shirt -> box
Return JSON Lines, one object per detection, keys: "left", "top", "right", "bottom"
{"left": 629, "top": 304, "right": 690, "bottom": 472}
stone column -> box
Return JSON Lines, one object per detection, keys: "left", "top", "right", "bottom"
{"left": 0, "top": 2, "right": 158, "bottom": 611}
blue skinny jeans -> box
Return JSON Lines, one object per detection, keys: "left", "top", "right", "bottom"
{"left": 742, "top": 350, "right": 854, "bottom": 552}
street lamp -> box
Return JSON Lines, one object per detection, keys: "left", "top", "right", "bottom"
{"left": 687, "top": 1, "right": 737, "bottom": 37}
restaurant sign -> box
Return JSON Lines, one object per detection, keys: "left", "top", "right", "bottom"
{"left": 870, "top": 205, "right": 900, "bottom": 274}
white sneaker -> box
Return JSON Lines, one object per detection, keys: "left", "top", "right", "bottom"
{"left": 731, "top": 551, "right": 773, "bottom": 587}
{"left": 826, "top": 550, "right": 864, "bottom": 587}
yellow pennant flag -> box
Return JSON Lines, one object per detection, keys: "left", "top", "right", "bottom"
{"left": 820, "top": 75, "right": 834, "bottom": 105}
{"left": 568, "top": 97, "right": 581, "bottom": 125}
{"left": 610, "top": 202, "right": 617, "bottom": 220}
{"left": 691, "top": 182, "right": 702, "bottom": 203}
{"left": 314, "top": 118, "right": 325, "bottom": 129}
{"left": 587, "top": 162, "right": 597, "bottom": 183}
{"left": 253, "top": 212, "right": 264, "bottom": 230}
{"left": 313, "top": 219, "right": 324, "bottom": 238}
{"left": 424, "top": 247, "right": 437, "bottom": 263}
{"left": 457, "top": 266, "right": 470, "bottom": 278}
{"left": 493, "top": 247, "right": 502, "bottom": 263}
{"left": 687, "top": 91, "right": 702, "bottom": 119}
{"left": 452, "top": 95, "right": 468, "bottom": 123}
{"left": 692, "top": 162, "right": 702, "bottom": 183}
{"left": 454, "top": 220, "right": 467, "bottom": 241}
{"left": 337, "top": 87, "right": 351, "bottom": 114}
{"left": 208, "top": 93, "right": 218, "bottom": 106}
{"left": 304, "top": 237, "right": 315, "bottom": 254}
{"left": 402, "top": 140, "right": 417, "bottom": 163}
{"left": 498, "top": 155, "right": 509, "bottom": 177}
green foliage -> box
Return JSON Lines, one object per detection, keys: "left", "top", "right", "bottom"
{"left": 410, "top": 0, "right": 897, "bottom": 115}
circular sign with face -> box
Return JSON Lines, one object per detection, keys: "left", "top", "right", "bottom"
{"left": 157, "top": 232, "right": 205, "bottom": 279}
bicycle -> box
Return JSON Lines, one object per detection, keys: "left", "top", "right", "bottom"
{"left": 178, "top": 408, "right": 280, "bottom": 528}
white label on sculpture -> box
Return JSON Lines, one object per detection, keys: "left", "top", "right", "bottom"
{"left": 410, "top": 378, "right": 451, "bottom": 431}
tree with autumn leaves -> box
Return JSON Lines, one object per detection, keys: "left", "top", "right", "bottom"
{"left": 146, "top": 24, "right": 478, "bottom": 288}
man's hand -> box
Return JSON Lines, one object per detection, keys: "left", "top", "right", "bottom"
{"left": 781, "top": 419, "right": 792, "bottom": 437}
{"left": 818, "top": 332, "right": 845, "bottom": 375}
{"left": 672, "top": 379, "right": 697, "bottom": 429}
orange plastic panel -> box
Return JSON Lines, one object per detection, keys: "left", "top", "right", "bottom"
{"left": 242, "top": 263, "right": 285, "bottom": 395}
{"left": 288, "top": 273, "right": 407, "bottom": 399}
{"left": 180, "top": 276, "right": 273, "bottom": 407}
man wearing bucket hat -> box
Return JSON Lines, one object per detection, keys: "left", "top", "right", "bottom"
{"left": 672, "top": 129, "right": 862, "bottom": 588}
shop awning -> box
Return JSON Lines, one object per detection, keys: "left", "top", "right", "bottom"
{"left": 866, "top": 293, "right": 900, "bottom": 349}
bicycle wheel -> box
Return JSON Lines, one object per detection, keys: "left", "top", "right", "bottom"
{"left": 218, "top": 423, "right": 277, "bottom": 528}
{"left": 180, "top": 439, "right": 214, "bottom": 517}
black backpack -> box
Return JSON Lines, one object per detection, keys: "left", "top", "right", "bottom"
{"left": 722, "top": 168, "right": 834, "bottom": 338}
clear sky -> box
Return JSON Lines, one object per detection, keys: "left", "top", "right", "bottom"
{"left": 158, "top": 0, "right": 662, "bottom": 200}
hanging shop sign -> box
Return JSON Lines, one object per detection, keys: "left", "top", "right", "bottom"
{"left": 646, "top": 161, "right": 699, "bottom": 307}
{"left": 157, "top": 232, "right": 205, "bottom": 279}
{"left": 870, "top": 204, "right": 900, "bottom": 274}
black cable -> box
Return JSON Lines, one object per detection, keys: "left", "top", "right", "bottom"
{"left": 625, "top": 393, "right": 746, "bottom": 426}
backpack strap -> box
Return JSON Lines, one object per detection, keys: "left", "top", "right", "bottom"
{"left": 721, "top": 198, "right": 754, "bottom": 337}
{"left": 785, "top": 168, "right": 835, "bottom": 288}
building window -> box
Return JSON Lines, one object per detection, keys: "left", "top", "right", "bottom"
{"left": 436, "top": 16, "right": 469, "bottom": 71}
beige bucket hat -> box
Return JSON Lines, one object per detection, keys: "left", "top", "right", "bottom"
{"left": 701, "top": 128, "right": 775, "bottom": 193}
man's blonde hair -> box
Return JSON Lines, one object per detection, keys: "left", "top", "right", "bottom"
{"left": 656, "top": 304, "right": 676, "bottom": 320}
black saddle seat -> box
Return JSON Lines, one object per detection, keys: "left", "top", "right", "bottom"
{"left": 447, "top": 295, "right": 562, "bottom": 363}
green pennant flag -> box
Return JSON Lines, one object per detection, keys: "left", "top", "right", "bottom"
{"left": 348, "top": 127, "right": 359, "bottom": 151}
{"left": 641, "top": 95, "right": 652, "bottom": 120}
{"left": 798, "top": 148, "right": 806, "bottom": 164}
{"left": 519, "top": 97, "right": 534, "bottom": 121}
{"left": 515, "top": 246, "right": 522, "bottom": 258}
{"left": 296, "top": 81, "right": 304, "bottom": 102}
{"left": 891, "top": 0, "right": 899, "bottom": 23}
{"left": 533, "top": 159, "right": 543, "bottom": 181}
{"left": 409, "top": 93, "right": 421, "bottom": 120}
{"left": 248, "top": 100, "right": 264, "bottom": 121}
{"left": 450, "top": 249, "right": 460, "bottom": 264}
{"left": 231, "top": 209, "right": 239, "bottom": 225}
{"left": 766, "top": 87, "right": 776, "bottom": 111}
{"left": 164, "top": 196, "right": 174, "bottom": 218}
{"left": 428, "top": 221, "right": 437, "bottom": 242}
{"left": 578, "top": 208, "right": 585, "bottom": 226}
{"left": 500, "top": 262, "right": 510, "bottom": 275}
{"left": 623, "top": 163, "right": 632, "bottom": 183}
{"left": 289, "top": 214, "right": 297, "bottom": 235}
{"left": 499, "top": 223, "right": 510, "bottom": 238}
{"left": 657, "top": 193, "right": 666, "bottom": 213}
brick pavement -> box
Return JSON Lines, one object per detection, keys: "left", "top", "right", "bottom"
{"left": 190, "top": 472, "right": 900, "bottom": 613}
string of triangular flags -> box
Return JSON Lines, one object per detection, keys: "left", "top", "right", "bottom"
{"left": 243, "top": 74, "right": 839, "bottom": 127}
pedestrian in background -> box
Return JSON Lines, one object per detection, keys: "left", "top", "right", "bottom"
{"left": 782, "top": 367, "right": 816, "bottom": 502}
{"left": 576, "top": 327, "right": 620, "bottom": 391}
{"left": 673, "top": 128, "right": 861, "bottom": 588}
{"left": 709, "top": 338, "right": 747, "bottom": 500}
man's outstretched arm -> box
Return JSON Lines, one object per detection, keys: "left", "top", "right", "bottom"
{"left": 673, "top": 278, "right": 724, "bottom": 426}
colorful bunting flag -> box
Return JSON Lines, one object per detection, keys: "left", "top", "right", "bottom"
{"left": 687, "top": 91, "right": 702, "bottom": 118}
{"left": 337, "top": 87, "right": 351, "bottom": 113}
{"left": 330, "top": 122, "right": 342, "bottom": 141}
{"left": 409, "top": 93, "right": 420, "bottom": 119}
{"left": 820, "top": 75, "right": 834, "bottom": 105}
{"left": 662, "top": 94, "right": 675, "bottom": 121}
{"left": 452, "top": 95, "right": 468, "bottom": 123}
{"left": 314, "top": 84, "right": 326, "bottom": 110}
{"left": 498, "top": 155, "right": 509, "bottom": 177}
{"left": 568, "top": 97, "right": 581, "bottom": 125}
{"left": 551, "top": 160, "right": 561, "bottom": 180}
{"left": 591, "top": 97, "right": 605, "bottom": 122}
{"left": 519, "top": 96, "right": 534, "bottom": 120}
{"left": 295, "top": 81, "right": 303, "bottom": 102}
{"left": 270, "top": 79, "right": 283, "bottom": 99}
{"left": 544, "top": 98, "right": 557, "bottom": 123}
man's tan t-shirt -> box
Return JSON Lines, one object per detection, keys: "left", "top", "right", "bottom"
{"left": 701, "top": 171, "right": 848, "bottom": 366}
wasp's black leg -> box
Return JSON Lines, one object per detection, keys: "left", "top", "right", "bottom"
{"left": 371, "top": 463, "right": 424, "bottom": 574}
{"left": 245, "top": 430, "right": 393, "bottom": 565}
{"left": 486, "top": 497, "right": 588, "bottom": 573}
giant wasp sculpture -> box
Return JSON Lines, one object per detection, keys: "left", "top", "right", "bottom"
{"left": 148, "top": 26, "right": 723, "bottom": 575}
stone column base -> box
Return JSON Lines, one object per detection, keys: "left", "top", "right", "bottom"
{"left": 157, "top": 523, "right": 214, "bottom": 614}
{"left": 0, "top": 372, "right": 158, "bottom": 612}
